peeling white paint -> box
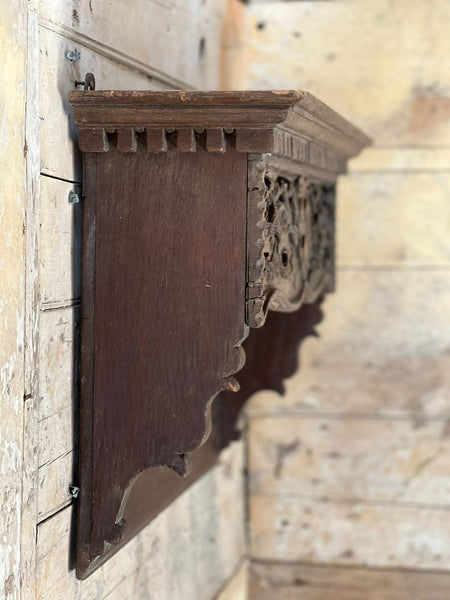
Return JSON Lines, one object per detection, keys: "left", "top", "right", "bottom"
{"left": 1, "top": 440, "right": 22, "bottom": 476}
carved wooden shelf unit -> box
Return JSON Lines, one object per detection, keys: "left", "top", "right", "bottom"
{"left": 69, "top": 89, "right": 370, "bottom": 578}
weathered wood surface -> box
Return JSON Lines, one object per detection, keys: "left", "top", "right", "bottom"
{"left": 337, "top": 173, "right": 450, "bottom": 267}
{"left": 35, "top": 441, "right": 245, "bottom": 600}
{"left": 21, "top": 5, "right": 42, "bottom": 600}
{"left": 39, "top": 0, "right": 227, "bottom": 90}
{"left": 0, "top": 3, "right": 27, "bottom": 599}
{"left": 40, "top": 177, "right": 82, "bottom": 308}
{"left": 249, "top": 416, "right": 450, "bottom": 503}
{"left": 247, "top": 271, "right": 450, "bottom": 417}
{"left": 39, "top": 26, "right": 169, "bottom": 183}
{"left": 250, "top": 562, "right": 450, "bottom": 600}
{"left": 241, "top": 33, "right": 450, "bottom": 568}
{"left": 215, "top": 561, "right": 248, "bottom": 600}
{"left": 247, "top": 356, "right": 450, "bottom": 419}
{"left": 37, "top": 300, "right": 325, "bottom": 533}
{"left": 38, "top": 308, "right": 80, "bottom": 423}
{"left": 244, "top": 1, "right": 450, "bottom": 145}
{"left": 247, "top": 269, "right": 450, "bottom": 571}
{"left": 250, "top": 495, "right": 450, "bottom": 569}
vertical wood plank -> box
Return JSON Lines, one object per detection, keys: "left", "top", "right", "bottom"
{"left": 0, "top": 2, "right": 27, "bottom": 598}
{"left": 21, "top": 6, "right": 41, "bottom": 600}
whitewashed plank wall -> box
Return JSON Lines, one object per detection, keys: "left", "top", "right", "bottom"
{"left": 243, "top": 0, "right": 450, "bottom": 573}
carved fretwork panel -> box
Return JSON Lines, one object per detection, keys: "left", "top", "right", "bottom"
{"left": 68, "top": 89, "right": 370, "bottom": 578}
{"left": 247, "top": 156, "right": 335, "bottom": 327}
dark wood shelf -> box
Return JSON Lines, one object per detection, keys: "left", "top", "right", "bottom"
{"left": 69, "top": 89, "right": 370, "bottom": 579}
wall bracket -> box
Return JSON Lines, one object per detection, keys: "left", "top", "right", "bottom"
{"left": 69, "top": 89, "right": 370, "bottom": 578}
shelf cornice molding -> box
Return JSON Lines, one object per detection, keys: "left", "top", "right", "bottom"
{"left": 70, "top": 90, "right": 370, "bottom": 169}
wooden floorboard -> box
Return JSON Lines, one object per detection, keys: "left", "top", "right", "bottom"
{"left": 250, "top": 561, "right": 450, "bottom": 600}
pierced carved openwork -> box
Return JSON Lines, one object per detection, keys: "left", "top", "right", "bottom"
{"left": 247, "top": 156, "right": 335, "bottom": 327}
{"left": 69, "top": 89, "right": 370, "bottom": 578}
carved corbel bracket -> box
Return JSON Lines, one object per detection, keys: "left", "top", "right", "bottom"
{"left": 69, "top": 89, "right": 370, "bottom": 578}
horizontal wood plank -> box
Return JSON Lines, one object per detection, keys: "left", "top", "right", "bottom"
{"left": 250, "top": 561, "right": 450, "bottom": 600}
{"left": 250, "top": 584, "right": 408, "bottom": 600}
{"left": 38, "top": 448, "right": 74, "bottom": 522}
{"left": 349, "top": 147, "right": 450, "bottom": 173}
{"left": 248, "top": 416, "right": 450, "bottom": 504}
{"left": 250, "top": 582, "right": 422, "bottom": 600}
{"left": 245, "top": 1, "right": 450, "bottom": 145}
{"left": 40, "top": 177, "right": 82, "bottom": 307}
{"left": 250, "top": 496, "right": 450, "bottom": 570}
{"left": 38, "top": 307, "right": 80, "bottom": 421}
{"left": 39, "top": 405, "right": 74, "bottom": 468}
{"left": 38, "top": 308, "right": 78, "bottom": 521}
{"left": 337, "top": 172, "right": 450, "bottom": 267}
{"left": 246, "top": 270, "right": 450, "bottom": 417}
{"left": 246, "top": 355, "right": 450, "bottom": 419}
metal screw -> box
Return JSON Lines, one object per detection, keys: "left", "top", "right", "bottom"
{"left": 68, "top": 191, "right": 80, "bottom": 204}
{"left": 66, "top": 49, "right": 81, "bottom": 62}
{"left": 69, "top": 485, "right": 80, "bottom": 499}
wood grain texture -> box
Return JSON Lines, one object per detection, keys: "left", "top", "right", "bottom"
{"left": 30, "top": 1, "right": 252, "bottom": 597}
{"left": 77, "top": 148, "right": 248, "bottom": 576}
{"left": 21, "top": 6, "right": 42, "bottom": 600}
{"left": 0, "top": 2, "right": 27, "bottom": 598}
{"left": 245, "top": 1, "right": 450, "bottom": 146}
{"left": 244, "top": 1, "right": 450, "bottom": 589}
{"left": 36, "top": 302, "right": 325, "bottom": 541}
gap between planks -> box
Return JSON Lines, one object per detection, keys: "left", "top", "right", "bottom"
{"left": 41, "top": 172, "right": 82, "bottom": 186}
{"left": 246, "top": 412, "right": 450, "bottom": 421}
{"left": 41, "top": 299, "right": 81, "bottom": 312}
{"left": 38, "top": 499, "right": 73, "bottom": 525}
{"left": 249, "top": 560, "right": 450, "bottom": 600}
{"left": 249, "top": 492, "right": 450, "bottom": 512}
{"left": 337, "top": 265, "right": 450, "bottom": 271}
